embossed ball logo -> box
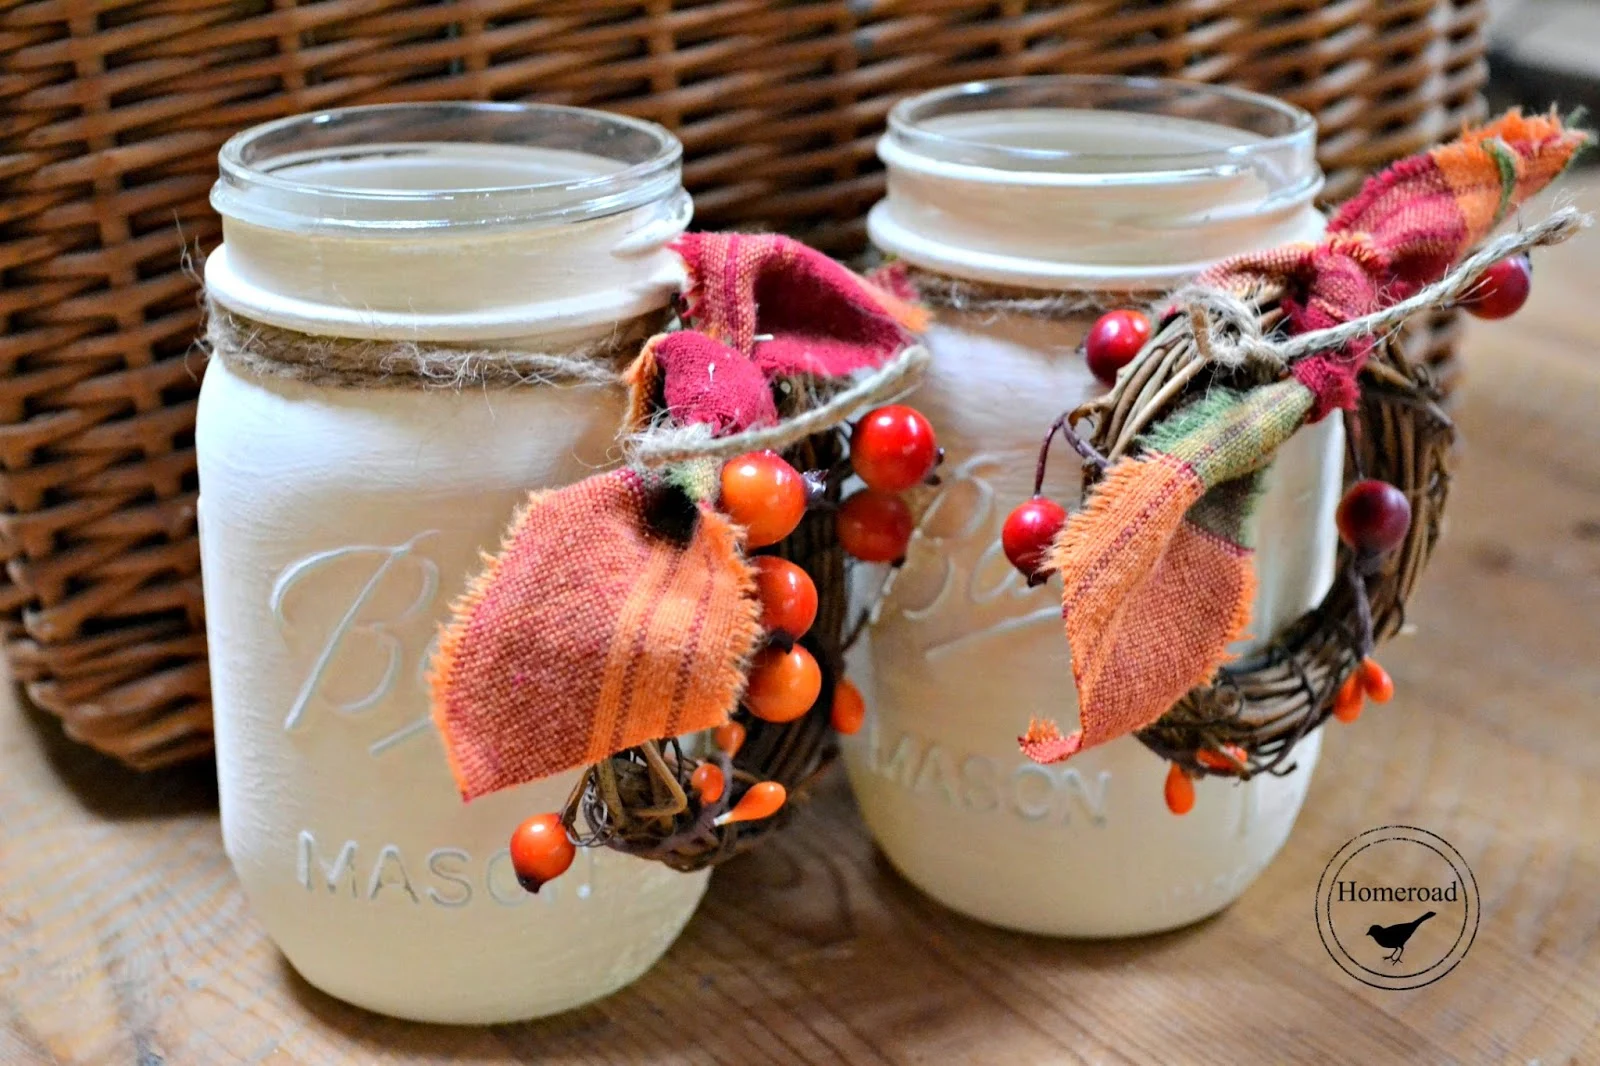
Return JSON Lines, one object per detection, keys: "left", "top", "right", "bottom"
{"left": 1315, "top": 826, "right": 1479, "bottom": 990}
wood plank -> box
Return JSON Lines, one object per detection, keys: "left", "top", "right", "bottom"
{"left": 2, "top": 177, "right": 1598, "bottom": 1066}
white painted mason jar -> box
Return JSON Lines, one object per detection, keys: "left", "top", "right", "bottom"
{"left": 848, "top": 77, "right": 1342, "bottom": 936}
{"left": 198, "top": 103, "right": 703, "bottom": 1022}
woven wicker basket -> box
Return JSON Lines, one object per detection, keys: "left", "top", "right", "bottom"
{"left": 0, "top": 1, "right": 1488, "bottom": 769}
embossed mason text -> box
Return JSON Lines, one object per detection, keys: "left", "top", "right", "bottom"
{"left": 296, "top": 829, "right": 597, "bottom": 908}
{"left": 862, "top": 720, "right": 1110, "bottom": 825}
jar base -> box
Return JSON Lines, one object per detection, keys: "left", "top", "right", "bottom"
{"left": 281, "top": 957, "right": 649, "bottom": 1025}
{"left": 844, "top": 729, "right": 1321, "bottom": 940}
{"left": 875, "top": 836, "right": 1273, "bottom": 939}
{"left": 269, "top": 869, "right": 708, "bottom": 1025}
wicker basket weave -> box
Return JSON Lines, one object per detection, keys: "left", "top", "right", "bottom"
{"left": 0, "top": 1, "right": 1488, "bottom": 768}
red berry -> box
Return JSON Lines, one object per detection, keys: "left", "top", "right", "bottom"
{"left": 508, "top": 813, "right": 575, "bottom": 893}
{"left": 830, "top": 677, "right": 867, "bottom": 735}
{"left": 851, "top": 404, "right": 940, "bottom": 493}
{"left": 751, "top": 556, "right": 817, "bottom": 639}
{"left": 720, "top": 451, "right": 807, "bottom": 548}
{"left": 1085, "top": 309, "right": 1152, "bottom": 384}
{"left": 1164, "top": 763, "right": 1195, "bottom": 815}
{"left": 1460, "top": 255, "right": 1531, "bottom": 320}
{"left": 744, "top": 644, "right": 822, "bottom": 723}
{"left": 1335, "top": 479, "right": 1412, "bottom": 554}
{"left": 837, "top": 489, "right": 914, "bottom": 563}
{"left": 1002, "top": 496, "right": 1068, "bottom": 580}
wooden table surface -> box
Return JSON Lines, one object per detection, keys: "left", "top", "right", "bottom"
{"left": 4, "top": 181, "right": 1600, "bottom": 1066}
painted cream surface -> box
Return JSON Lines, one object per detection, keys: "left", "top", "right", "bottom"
{"left": 199, "top": 147, "right": 705, "bottom": 1022}
{"left": 853, "top": 104, "right": 1338, "bottom": 936}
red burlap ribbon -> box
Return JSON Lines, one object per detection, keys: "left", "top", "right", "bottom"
{"left": 639, "top": 233, "right": 928, "bottom": 433}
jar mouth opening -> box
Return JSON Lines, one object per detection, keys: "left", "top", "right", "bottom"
{"left": 214, "top": 102, "right": 684, "bottom": 234}
{"left": 885, "top": 75, "right": 1318, "bottom": 182}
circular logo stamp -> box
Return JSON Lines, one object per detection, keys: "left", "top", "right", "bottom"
{"left": 1315, "top": 825, "right": 1479, "bottom": 990}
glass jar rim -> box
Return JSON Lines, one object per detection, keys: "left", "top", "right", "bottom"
{"left": 885, "top": 75, "right": 1318, "bottom": 179}
{"left": 213, "top": 101, "right": 684, "bottom": 234}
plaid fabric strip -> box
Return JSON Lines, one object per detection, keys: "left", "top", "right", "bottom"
{"left": 430, "top": 469, "right": 760, "bottom": 799}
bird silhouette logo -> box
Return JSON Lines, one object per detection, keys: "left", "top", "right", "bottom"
{"left": 1365, "top": 910, "right": 1435, "bottom": 964}
{"left": 1315, "top": 827, "right": 1479, "bottom": 990}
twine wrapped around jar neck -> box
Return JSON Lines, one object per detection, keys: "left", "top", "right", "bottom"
{"left": 204, "top": 298, "right": 933, "bottom": 470}
{"left": 902, "top": 206, "right": 1588, "bottom": 345}
{"left": 203, "top": 301, "right": 666, "bottom": 390}
{"left": 895, "top": 263, "right": 1159, "bottom": 320}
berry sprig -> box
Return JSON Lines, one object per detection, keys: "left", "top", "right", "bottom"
{"left": 751, "top": 556, "right": 817, "bottom": 642}
{"left": 1162, "top": 478, "right": 1414, "bottom": 816}
{"left": 745, "top": 645, "right": 822, "bottom": 723}
{"left": 1003, "top": 497, "right": 1067, "bottom": 586}
{"left": 1331, "top": 657, "right": 1394, "bottom": 724}
{"left": 508, "top": 812, "right": 577, "bottom": 894}
{"left": 830, "top": 678, "right": 866, "bottom": 735}
{"left": 1084, "top": 308, "right": 1152, "bottom": 385}
{"left": 690, "top": 761, "right": 726, "bottom": 802}
{"left": 1163, "top": 763, "right": 1195, "bottom": 816}
{"left": 1000, "top": 311, "right": 1156, "bottom": 585}
{"left": 851, "top": 404, "right": 941, "bottom": 493}
{"left": 713, "top": 412, "right": 947, "bottom": 806}
{"left": 716, "top": 781, "right": 788, "bottom": 826}
{"left": 1336, "top": 478, "right": 1412, "bottom": 555}
{"left": 714, "top": 447, "right": 829, "bottom": 726}
{"left": 837, "top": 404, "right": 941, "bottom": 565}
{"left": 509, "top": 404, "right": 946, "bottom": 890}
{"left": 1154, "top": 253, "right": 1529, "bottom": 819}
{"left": 1458, "top": 254, "right": 1531, "bottom": 320}
{"left": 1000, "top": 411, "right": 1109, "bottom": 586}
{"left": 720, "top": 451, "right": 808, "bottom": 548}
{"left": 838, "top": 490, "right": 914, "bottom": 563}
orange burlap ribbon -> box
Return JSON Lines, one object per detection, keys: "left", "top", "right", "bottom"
{"left": 431, "top": 469, "right": 761, "bottom": 800}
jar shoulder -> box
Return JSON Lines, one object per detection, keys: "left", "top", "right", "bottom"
{"left": 196, "top": 360, "right": 626, "bottom": 497}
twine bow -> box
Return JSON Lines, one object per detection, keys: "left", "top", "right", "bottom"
{"left": 1171, "top": 208, "right": 1587, "bottom": 374}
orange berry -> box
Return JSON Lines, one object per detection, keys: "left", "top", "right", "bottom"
{"left": 720, "top": 451, "right": 807, "bottom": 548}
{"left": 1195, "top": 744, "right": 1247, "bottom": 772}
{"left": 830, "top": 677, "right": 867, "bottom": 735}
{"left": 744, "top": 644, "right": 822, "bottom": 723}
{"left": 1164, "top": 762, "right": 1195, "bottom": 815}
{"left": 716, "top": 780, "right": 787, "bottom": 825}
{"left": 837, "top": 489, "right": 914, "bottom": 563}
{"left": 1359, "top": 657, "right": 1394, "bottom": 703}
{"left": 690, "top": 762, "right": 726, "bottom": 803}
{"left": 1332, "top": 672, "right": 1364, "bottom": 723}
{"left": 711, "top": 720, "right": 746, "bottom": 756}
{"left": 508, "top": 813, "right": 575, "bottom": 893}
{"left": 751, "top": 556, "right": 818, "bottom": 639}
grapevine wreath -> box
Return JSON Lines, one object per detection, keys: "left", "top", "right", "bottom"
{"left": 1003, "top": 111, "right": 1590, "bottom": 813}
{"left": 426, "top": 233, "right": 942, "bottom": 889}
